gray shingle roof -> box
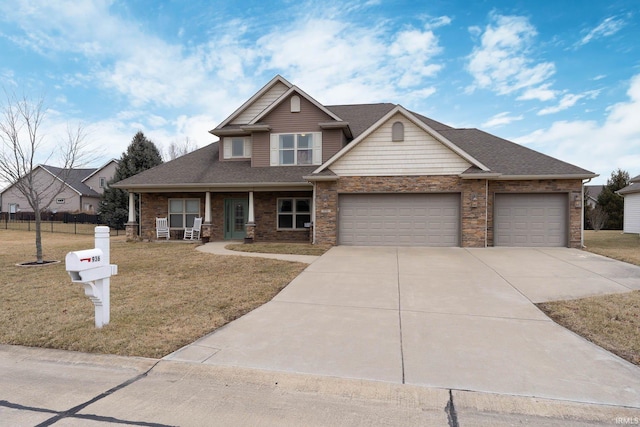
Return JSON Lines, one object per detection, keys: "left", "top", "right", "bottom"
{"left": 437, "top": 128, "right": 594, "bottom": 176}
{"left": 114, "top": 143, "right": 316, "bottom": 188}
{"left": 41, "top": 165, "right": 100, "bottom": 196}
{"left": 618, "top": 174, "right": 640, "bottom": 195}
{"left": 113, "top": 103, "right": 595, "bottom": 189}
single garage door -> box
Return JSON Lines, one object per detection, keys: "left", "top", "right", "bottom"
{"left": 494, "top": 193, "right": 567, "bottom": 247}
{"left": 338, "top": 193, "right": 460, "bottom": 246}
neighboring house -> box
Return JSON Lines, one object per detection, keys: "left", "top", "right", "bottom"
{"left": 584, "top": 185, "right": 604, "bottom": 209}
{"left": 617, "top": 174, "right": 640, "bottom": 234}
{"left": 1, "top": 159, "right": 118, "bottom": 216}
{"left": 112, "top": 75, "right": 597, "bottom": 248}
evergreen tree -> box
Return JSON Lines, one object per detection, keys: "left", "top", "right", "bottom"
{"left": 597, "top": 168, "right": 629, "bottom": 230}
{"left": 100, "top": 131, "right": 163, "bottom": 229}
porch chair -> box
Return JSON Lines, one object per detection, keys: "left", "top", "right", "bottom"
{"left": 184, "top": 217, "right": 203, "bottom": 240}
{"left": 156, "top": 217, "right": 170, "bottom": 240}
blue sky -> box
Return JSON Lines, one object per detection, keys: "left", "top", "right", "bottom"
{"left": 1, "top": 0, "right": 639, "bottom": 185}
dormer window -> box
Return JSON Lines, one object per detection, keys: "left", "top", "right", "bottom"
{"left": 392, "top": 121, "right": 404, "bottom": 142}
{"left": 223, "top": 137, "right": 252, "bottom": 159}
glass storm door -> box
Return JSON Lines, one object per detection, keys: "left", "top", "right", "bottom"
{"left": 224, "top": 198, "right": 248, "bottom": 240}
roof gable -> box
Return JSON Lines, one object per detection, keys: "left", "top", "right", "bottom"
{"left": 215, "top": 75, "right": 293, "bottom": 129}
{"left": 316, "top": 105, "right": 488, "bottom": 174}
{"left": 328, "top": 112, "right": 472, "bottom": 176}
{"left": 249, "top": 86, "right": 343, "bottom": 124}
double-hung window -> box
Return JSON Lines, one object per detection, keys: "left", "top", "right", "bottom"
{"left": 169, "top": 199, "right": 200, "bottom": 228}
{"left": 277, "top": 198, "right": 311, "bottom": 230}
{"left": 223, "top": 137, "right": 252, "bottom": 159}
{"left": 270, "top": 132, "right": 321, "bottom": 166}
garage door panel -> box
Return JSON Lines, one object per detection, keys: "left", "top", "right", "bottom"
{"left": 339, "top": 194, "right": 460, "bottom": 246}
{"left": 494, "top": 194, "right": 567, "bottom": 247}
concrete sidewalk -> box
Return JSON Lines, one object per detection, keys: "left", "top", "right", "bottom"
{"left": 2, "top": 344, "right": 639, "bottom": 426}
{"left": 167, "top": 247, "right": 640, "bottom": 408}
{"left": 196, "top": 241, "right": 320, "bottom": 263}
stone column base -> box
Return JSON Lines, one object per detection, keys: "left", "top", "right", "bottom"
{"left": 125, "top": 222, "right": 139, "bottom": 242}
{"left": 245, "top": 223, "right": 255, "bottom": 243}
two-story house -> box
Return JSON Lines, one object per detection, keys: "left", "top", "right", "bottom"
{"left": 112, "top": 75, "right": 596, "bottom": 248}
{"left": 1, "top": 160, "right": 118, "bottom": 216}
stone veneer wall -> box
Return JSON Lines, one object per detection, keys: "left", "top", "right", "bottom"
{"left": 314, "top": 176, "right": 583, "bottom": 248}
{"left": 140, "top": 191, "right": 311, "bottom": 242}
{"left": 487, "top": 179, "right": 583, "bottom": 248}
{"left": 314, "top": 176, "right": 488, "bottom": 247}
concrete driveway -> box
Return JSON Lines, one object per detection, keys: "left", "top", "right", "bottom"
{"left": 166, "top": 247, "right": 640, "bottom": 408}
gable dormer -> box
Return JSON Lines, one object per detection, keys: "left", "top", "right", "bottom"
{"left": 211, "top": 76, "right": 353, "bottom": 167}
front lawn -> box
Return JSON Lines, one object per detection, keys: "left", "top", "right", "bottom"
{"left": 0, "top": 230, "right": 306, "bottom": 358}
{"left": 537, "top": 230, "right": 640, "bottom": 366}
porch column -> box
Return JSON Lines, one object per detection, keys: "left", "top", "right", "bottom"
{"left": 125, "top": 191, "right": 138, "bottom": 241}
{"left": 245, "top": 191, "right": 256, "bottom": 243}
{"left": 128, "top": 192, "right": 136, "bottom": 223}
{"left": 201, "top": 191, "right": 212, "bottom": 242}
{"left": 205, "top": 192, "right": 212, "bottom": 223}
{"left": 248, "top": 191, "right": 255, "bottom": 224}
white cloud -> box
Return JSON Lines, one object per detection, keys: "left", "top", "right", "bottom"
{"left": 576, "top": 16, "right": 626, "bottom": 47}
{"left": 537, "top": 90, "right": 600, "bottom": 115}
{"left": 466, "top": 14, "right": 556, "bottom": 97}
{"left": 517, "top": 83, "right": 557, "bottom": 101}
{"left": 515, "top": 74, "right": 640, "bottom": 181}
{"left": 482, "top": 112, "right": 524, "bottom": 128}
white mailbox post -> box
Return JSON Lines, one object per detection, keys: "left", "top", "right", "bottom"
{"left": 65, "top": 226, "right": 117, "bottom": 328}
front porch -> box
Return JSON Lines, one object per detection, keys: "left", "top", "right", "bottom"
{"left": 125, "top": 190, "right": 313, "bottom": 243}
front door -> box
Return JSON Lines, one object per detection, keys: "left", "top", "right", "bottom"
{"left": 224, "top": 198, "right": 249, "bottom": 240}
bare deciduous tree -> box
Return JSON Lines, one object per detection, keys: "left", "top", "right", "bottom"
{"left": 165, "top": 136, "right": 197, "bottom": 161}
{"left": 0, "top": 92, "right": 89, "bottom": 264}
{"left": 587, "top": 206, "right": 609, "bottom": 232}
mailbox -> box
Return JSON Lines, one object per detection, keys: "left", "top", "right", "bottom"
{"left": 66, "top": 226, "right": 117, "bottom": 328}
{"left": 66, "top": 248, "right": 117, "bottom": 283}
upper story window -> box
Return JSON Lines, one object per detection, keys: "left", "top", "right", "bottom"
{"left": 392, "top": 121, "right": 404, "bottom": 142}
{"left": 99, "top": 177, "right": 107, "bottom": 188}
{"left": 270, "top": 132, "right": 322, "bottom": 166}
{"left": 223, "top": 137, "right": 252, "bottom": 159}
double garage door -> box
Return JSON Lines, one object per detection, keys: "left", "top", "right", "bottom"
{"left": 494, "top": 193, "right": 568, "bottom": 247}
{"left": 338, "top": 194, "right": 460, "bottom": 246}
{"left": 338, "top": 192, "right": 568, "bottom": 247}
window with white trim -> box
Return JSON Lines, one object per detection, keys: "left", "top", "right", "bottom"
{"left": 169, "top": 199, "right": 200, "bottom": 228}
{"left": 277, "top": 198, "right": 311, "bottom": 230}
{"left": 223, "top": 137, "right": 252, "bottom": 159}
{"left": 270, "top": 132, "right": 322, "bottom": 166}
{"left": 99, "top": 177, "right": 107, "bottom": 188}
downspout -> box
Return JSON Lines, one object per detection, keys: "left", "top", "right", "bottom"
{"left": 312, "top": 182, "right": 317, "bottom": 244}
{"left": 581, "top": 178, "right": 592, "bottom": 248}
{"left": 485, "top": 179, "right": 489, "bottom": 247}
{"left": 138, "top": 193, "right": 141, "bottom": 237}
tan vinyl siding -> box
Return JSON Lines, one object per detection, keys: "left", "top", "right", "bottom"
{"left": 83, "top": 161, "right": 117, "bottom": 194}
{"left": 251, "top": 132, "right": 270, "bottom": 167}
{"left": 322, "top": 129, "right": 344, "bottom": 162}
{"left": 232, "top": 82, "right": 289, "bottom": 124}
{"left": 329, "top": 113, "right": 471, "bottom": 176}
{"left": 2, "top": 169, "right": 81, "bottom": 212}
{"left": 263, "top": 95, "right": 332, "bottom": 134}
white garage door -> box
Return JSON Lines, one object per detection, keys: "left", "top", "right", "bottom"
{"left": 338, "top": 194, "right": 460, "bottom": 246}
{"left": 494, "top": 193, "right": 567, "bottom": 247}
